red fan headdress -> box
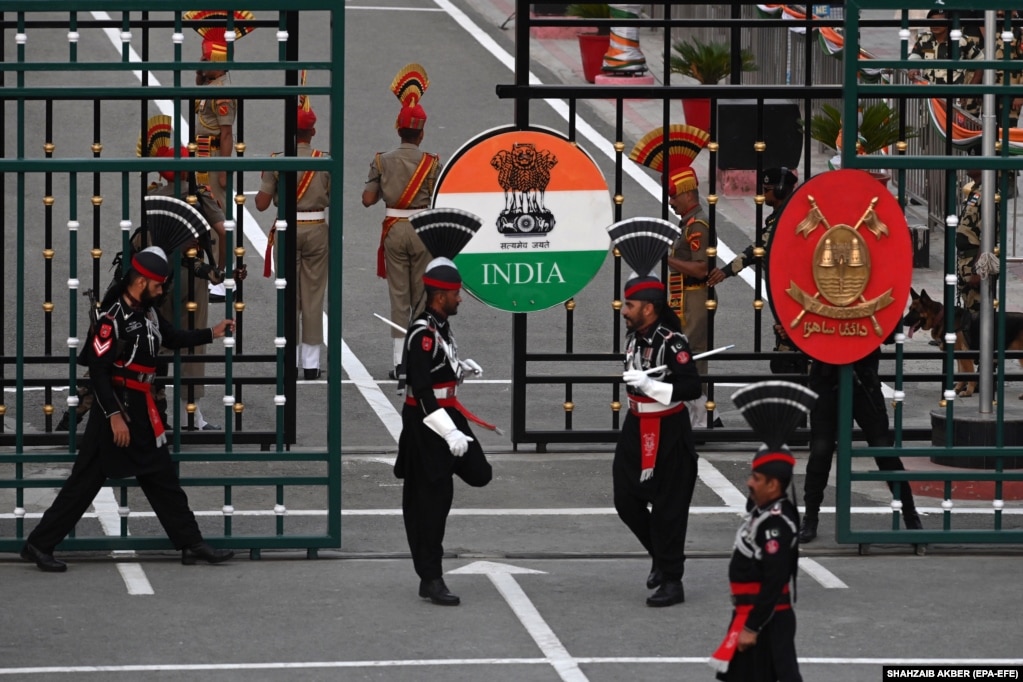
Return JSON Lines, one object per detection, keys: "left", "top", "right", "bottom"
{"left": 391, "top": 63, "right": 429, "bottom": 130}
{"left": 184, "top": 9, "right": 255, "bottom": 62}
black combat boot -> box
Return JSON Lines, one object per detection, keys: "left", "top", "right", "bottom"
{"left": 419, "top": 578, "right": 460, "bottom": 606}
{"left": 646, "top": 579, "right": 684, "bottom": 607}
{"left": 798, "top": 515, "right": 819, "bottom": 543}
{"left": 646, "top": 558, "right": 662, "bottom": 589}
{"left": 181, "top": 542, "right": 234, "bottom": 565}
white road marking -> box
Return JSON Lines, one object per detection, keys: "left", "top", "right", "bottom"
{"left": 0, "top": 656, "right": 1020, "bottom": 675}
{"left": 341, "top": 338, "right": 402, "bottom": 444}
{"left": 798, "top": 557, "right": 849, "bottom": 589}
{"left": 697, "top": 458, "right": 750, "bottom": 508}
{"left": 89, "top": 488, "right": 155, "bottom": 596}
{"left": 449, "top": 562, "right": 587, "bottom": 682}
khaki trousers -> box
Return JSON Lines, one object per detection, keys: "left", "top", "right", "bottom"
{"left": 384, "top": 220, "right": 430, "bottom": 338}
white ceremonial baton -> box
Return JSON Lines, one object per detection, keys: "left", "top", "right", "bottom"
{"left": 373, "top": 312, "right": 407, "bottom": 335}
{"left": 640, "top": 343, "right": 736, "bottom": 375}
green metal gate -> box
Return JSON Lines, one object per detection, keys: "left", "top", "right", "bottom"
{"left": 837, "top": 0, "right": 1023, "bottom": 546}
{"left": 1, "top": 1, "right": 343, "bottom": 556}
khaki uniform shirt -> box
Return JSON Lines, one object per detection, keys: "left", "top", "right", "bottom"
{"left": 365, "top": 142, "right": 441, "bottom": 209}
{"left": 259, "top": 142, "right": 331, "bottom": 211}
{"left": 196, "top": 73, "right": 236, "bottom": 138}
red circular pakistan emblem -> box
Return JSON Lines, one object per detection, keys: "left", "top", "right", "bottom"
{"left": 768, "top": 169, "right": 912, "bottom": 365}
{"left": 765, "top": 539, "right": 779, "bottom": 555}
{"left": 676, "top": 351, "right": 690, "bottom": 365}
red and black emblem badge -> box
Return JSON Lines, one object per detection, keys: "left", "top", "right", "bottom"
{"left": 768, "top": 169, "right": 912, "bottom": 364}
{"left": 676, "top": 351, "right": 690, "bottom": 365}
{"left": 92, "top": 320, "right": 114, "bottom": 357}
{"left": 422, "top": 335, "right": 433, "bottom": 352}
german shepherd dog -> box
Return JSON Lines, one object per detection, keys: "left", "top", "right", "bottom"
{"left": 904, "top": 287, "right": 1023, "bottom": 397}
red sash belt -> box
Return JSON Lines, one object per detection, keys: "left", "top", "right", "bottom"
{"left": 405, "top": 394, "right": 500, "bottom": 433}
{"left": 111, "top": 369, "right": 166, "bottom": 448}
{"left": 709, "top": 582, "right": 791, "bottom": 672}
{"left": 629, "top": 397, "right": 685, "bottom": 480}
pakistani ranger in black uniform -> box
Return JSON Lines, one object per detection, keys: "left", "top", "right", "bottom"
{"left": 21, "top": 247, "right": 235, "bottom": 572}
{"left": 608, "top": 217, "right": 703, "bottom": 608}
{"left": 711, "top": 381, "right": 817, "bottom": 681}
{"left": 394, "top": 209, "right": 492, "bottom": 606}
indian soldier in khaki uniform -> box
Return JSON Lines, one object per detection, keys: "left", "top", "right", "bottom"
{"left": 256, "top": 93, "right": 331, "bottom": 380}
{"left": 363, "top": 63, "right": 441, "bottom": 382}
{"left": 140, "top": 118, "right": 228, "bottom": 429}
{"left": 184, "top": 10, "right": 254, "bottom": 210}
{"left": 666, "top": 166, "right": 715, "bottom": 427}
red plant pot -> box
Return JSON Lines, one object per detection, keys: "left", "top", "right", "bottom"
{"left": 682, "top": 98, "right": 712, "bottom": 132}
{"left": 577, "top": 33, "right": 611, "bottom": 84}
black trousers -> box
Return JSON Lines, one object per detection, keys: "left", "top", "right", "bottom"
{"left": 401, "top": 446, "right": 491, "bottom": 581}
{"left": 26, "top": 451, "right": 203, "bottom": 553}
{"left": 613, "top": 443, "right": 698, "bottom": 581}
{"left": 803, "top": 366, "right": 917, "bottom": 517}
{"left": 718, "top": 609, "right": 802, "bottom": 682}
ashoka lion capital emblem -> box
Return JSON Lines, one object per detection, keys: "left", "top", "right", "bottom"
{"left": 786, "top": 195, "right": 894, "bottom": 336}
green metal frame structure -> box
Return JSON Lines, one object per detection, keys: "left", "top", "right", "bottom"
{"left": 837, "top": 0, "right": 1023, "bottom": 545}
{"left": 0, "top": 1, "right": 343, "bottom": 556}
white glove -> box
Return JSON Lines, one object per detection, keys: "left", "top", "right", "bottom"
{"left": 459, "top": 359, "right": 483, "bottom": 377}
{"left": 422, "top": 408, "right": 474, "bottom": 457}
{"left": 443, "top": 429, "right": 473, "bottom": 457}
{"left": 623, "top": 369, "right": 674, "bottom": 406}
{"left": 622, "top": 369, "right": 653, "bottom": 393}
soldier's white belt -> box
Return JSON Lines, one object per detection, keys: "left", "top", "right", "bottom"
{"left": 297, "top": 211, "right": 326, "bottom": 222}
{"left": 628, "top": 397, "right": 683, "bottom": 415}
{"left": 385, "top": 208, "right": 418, "bottom": 218}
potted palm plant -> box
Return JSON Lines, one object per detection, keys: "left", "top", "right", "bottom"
{"left": 804, "top": 101, "right": 919, "bottom": 184}
{"left": 567, "top": 4, "right": 611, "bottom": 84}
{"left": 670, "top": 37, "right": 756, "bottom": 131}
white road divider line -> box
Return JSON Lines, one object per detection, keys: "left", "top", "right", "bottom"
{"left": 449, "top": 562, "right": 588, "bottom": 682}
{"left": 798, "top": 557, "right": 849, "bottom": 589}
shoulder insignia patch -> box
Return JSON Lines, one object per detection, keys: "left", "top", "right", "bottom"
{"left": 92, "top": 320, "right": 114, "bottom": 357}
{"left": 676, "top": 350, "right": 690, "bottom": 365}
{"left": 687, "top": 233, "right": 701, "bottom": 251}
{"left": 218, "top": 103, "right": 229, "bottom": 117}
{"left": 422, "top": 335, "right": 433, "bottom": 352}
{"left": 765, "top": 539, "right": 780, "bottom": 555}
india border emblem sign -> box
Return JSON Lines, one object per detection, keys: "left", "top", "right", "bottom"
{"left": 434, "top": 126, "right": 613, "bottom": 312}
{"left": 768, "top": 169, "right": 912, "bottom": 364}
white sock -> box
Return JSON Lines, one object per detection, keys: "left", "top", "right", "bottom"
{"left": 393, "top": 338, "right": 403, "bottom": 367}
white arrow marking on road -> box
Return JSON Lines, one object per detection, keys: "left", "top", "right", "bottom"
{"left": 448, "top": 561, "right": 588, "bottom": 682}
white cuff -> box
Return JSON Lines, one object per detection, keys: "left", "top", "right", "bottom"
{"left": 423, "top": 408, "right": 457, "bottom": 438}
{"left": 644, "top": 379, "right": 674, "bottom": 406}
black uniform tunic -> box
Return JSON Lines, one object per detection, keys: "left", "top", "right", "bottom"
{"left": 395, "top": 309, "right": 492, "bottom": 581}
{"left": 613, "top": 321, "right": 702, "bottom": 581}
{"left": 26, "top": 295, "right": 214, "bottom": 553}
{"left": 718, "top": 496, "right": 802, "bottom": 682}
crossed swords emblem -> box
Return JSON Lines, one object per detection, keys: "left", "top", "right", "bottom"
{"left": 786, "top": 194, "right": 894, "bottom": 337}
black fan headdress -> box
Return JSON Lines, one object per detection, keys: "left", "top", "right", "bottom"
{"left": 409, "top": 208, "right": 482, "bottom": 260}
{"left": 607, "top": 217, "right": 680, "bottom": 302}
{"left": 141, "top": 195, "right": 213, "bottom": 255}
{"left": 410, "top": 208, "right": 482, "bottom": 291}
{"left": 732, "top": 380, "right": 818, "bottom": 478}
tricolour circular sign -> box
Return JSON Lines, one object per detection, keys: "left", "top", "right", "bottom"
{"left": 434, "top": 126, "right": 613, "bottom": 312}
{"left": 767, "top": 169, "right": 912, "bottom": 365}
